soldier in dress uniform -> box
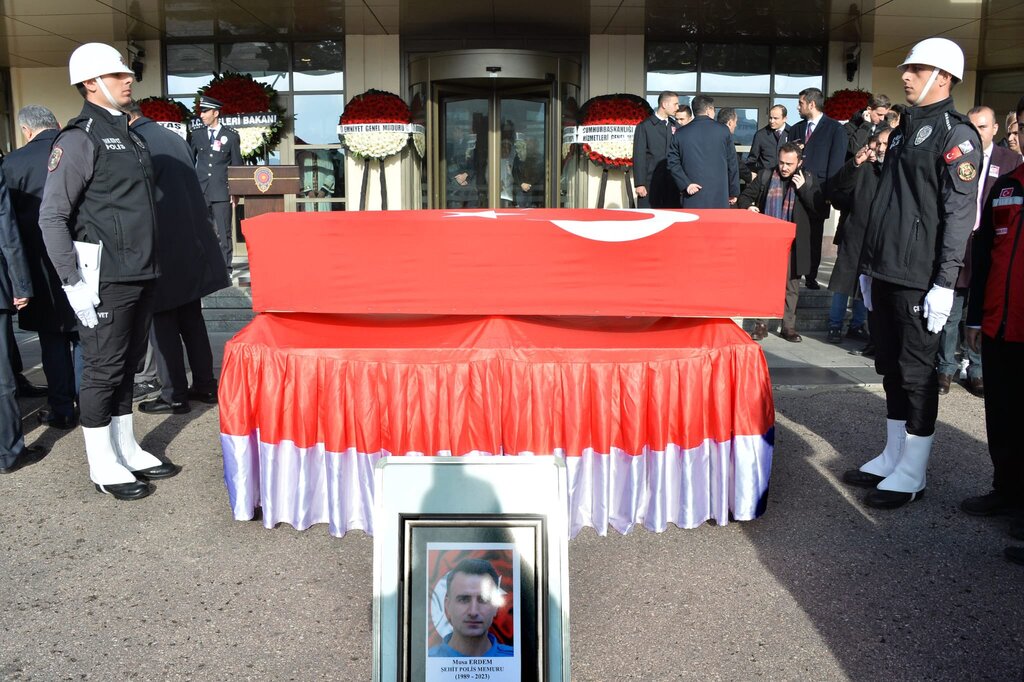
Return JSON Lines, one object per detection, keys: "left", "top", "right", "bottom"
{"left": 190, "top": 96, "right": 242, "bottom": 273}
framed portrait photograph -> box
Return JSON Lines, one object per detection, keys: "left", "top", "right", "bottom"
{"left": 400, "top": 515, "right": 546, "bottom": 682}
{"left": 373, "top": 458, "right": 570, "bottom": 681}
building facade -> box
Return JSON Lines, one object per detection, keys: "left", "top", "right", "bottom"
{"left": 2, "top": 0, "right": 1021, "bottom": 226}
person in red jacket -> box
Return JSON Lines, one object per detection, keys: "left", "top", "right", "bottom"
{"left": 964, "top": 102, "right": 1024, "bottom": 564}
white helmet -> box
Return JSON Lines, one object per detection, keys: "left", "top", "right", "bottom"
{"left": 898, "top": 37, "right": 964, "bottom": 81}
{"left": 69, "top": 43, "right": 132, "bottom": 85}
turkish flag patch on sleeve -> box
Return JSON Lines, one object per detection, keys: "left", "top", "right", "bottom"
{"left": 943, "top": 146, "right": 963, "bottom": 163}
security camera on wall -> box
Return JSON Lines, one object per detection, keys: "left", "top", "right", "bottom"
{"left": 128, "top": 42, "right": 145, "bottom": 82}
{"left": 845, "top": 44, "right": 860, "bottom": 82}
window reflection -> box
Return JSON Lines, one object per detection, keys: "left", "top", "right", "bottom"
{"left": 646, "top": 71, "right": 698, "bottom": 94}
{"left": 774, "top": 45, "right": 824, "bottom": 94}
{"left": 646, "top": 43, "right": 698, "bottom": 95}
{"left": 296, "top": 148, "right": 345, "bottom": 211}
{"left": 701, "top": 44, "right": 770, "bottom": 94}
{"left": 294, "top": 94, "right": 345, "bottom": 145}
{"left": 443, "top": 98, "right": 488, "bottom": 209}
{"left": 500, "top": 98, "right": 547, "bottom": 208}
{"left": 293, "top": 41, "right": 344, "bottom": 92}
{"left": 220, "top": 42, "right": 290, "bottom": 91}
{"left": 166, "top": 43, "right": 216, "bottom": 94}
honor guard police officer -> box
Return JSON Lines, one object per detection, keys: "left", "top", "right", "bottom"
{"left": 38, "top": 42, "right": 181, "bottom": 501}
{"left": 190, "top": 96, "right": 242, "bottom": 273}
{"left": 844, "top": 38, "right": 982, "bottom": 509}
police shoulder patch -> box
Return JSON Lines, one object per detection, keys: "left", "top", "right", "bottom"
{"left": 47, "top": 147, "right": 63, "bottom": 172}
{"left": 956, "top": 161, "right": 977, "bottom": 182}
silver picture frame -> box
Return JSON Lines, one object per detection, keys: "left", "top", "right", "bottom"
{"left": 400, "top": 515, "right": 546, "bottom": 681}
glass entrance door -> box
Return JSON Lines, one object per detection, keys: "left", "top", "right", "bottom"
{"left": 441, "top": 94, "right": 489, "bottom": 208}
{"left": 708, "top": 96, "right": 770, "bottom": 155}
{"left": 437, "top": 84, "right": 551, "bottom": 209}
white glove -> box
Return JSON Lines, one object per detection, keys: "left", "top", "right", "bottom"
{"left": 62, "top": 280, "right": 100, "bottom": 328}
{"left": 922, "top": 285, "right": 955, "bottom": 334}
{"left": 858, "top": 275, "right": 873, "bottom": 312}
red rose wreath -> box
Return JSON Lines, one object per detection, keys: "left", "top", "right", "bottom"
{"left": 576, "top": 94, "right": 652, "bottom": 169}
{"left": 823, "top": 89, "right": 872, "bottom": 123}
{"left": 137, "top": 97, "right": 189, "bottom": 123}
{"left": 338, "top": 89, "right": 420, "bottom": 210}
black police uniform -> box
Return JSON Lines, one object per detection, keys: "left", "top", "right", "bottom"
{"left": 859, "top": 96, "right": 982, "bottom": 437}
{"left": 37, "top": 100, "right": 159, "bottom": 428}
{"left": 190, "top": 123, "right": 242, "bottom": 270}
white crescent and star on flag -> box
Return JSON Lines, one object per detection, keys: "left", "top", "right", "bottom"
{"left": 443, "top": 209, "right": 699, "bottom": 242}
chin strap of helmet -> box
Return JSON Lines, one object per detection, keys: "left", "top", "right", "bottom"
{"left": 94, "top": 77, "right": 126, "bottom": 113}
{"left": 914, "top": 69, "right": 941, "bottom": 106}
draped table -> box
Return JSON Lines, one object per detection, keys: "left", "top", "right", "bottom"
{"left": 219, "top": 209, "right": 794, "bottom": 537}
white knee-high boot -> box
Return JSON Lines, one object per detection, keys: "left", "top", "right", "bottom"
{"left": 83, "top": 425, "right": 137, "bottom": 485}
{"left": 877, "top": 433, "right": 933, "bottom": 494}
{"left": 860, "top": 419, "right": 907, "bottom": 477}
{"left": 109, "top": 414, "right": 163, "bottom": 471}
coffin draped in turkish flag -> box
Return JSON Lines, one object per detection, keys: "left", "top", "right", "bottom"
{"left": 242, "top": 208, "right": 795, "bottom": 318}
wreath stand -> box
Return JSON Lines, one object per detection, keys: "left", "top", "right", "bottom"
{"left": 594, "top": 166, "right": 637, "bottom": 209}
{"left": 359, "top": 158, "right": 391, "bottom": 211}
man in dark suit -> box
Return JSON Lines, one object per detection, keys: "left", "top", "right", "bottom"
{"left": 632, "top": 91, "right": 679, "bottom": 208}
{"left": 0, "top": 165, "right": 46, "bottom": 474}
{"left": 128, "top": 103, "right": 230, "bottom": 415}
{"left": 190, "top": 95, "right": 242, "bottom": 273}
{"left": 2, "top": 105, "right": 80, "bottom": 430}
{"left": 666, "top": 94, "right": 739, "bottom": 209}
{"left": 747, "top": 105, "right": 791, "bottom": 174}
{"left": 791, "top": 87, "right": 846, "bottom": 289}
{"left": 936, "top": 105, "right": 1022, "bottom": 397}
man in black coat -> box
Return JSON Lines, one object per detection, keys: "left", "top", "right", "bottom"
{"left": 843, "top": 93, "right": 891, "bottom": 157}
{"left": 936, "top": 104, "right": 1022, "bottom": 397}
{"left": 739, "top": 142, "right": 827, "bottom": 342}
{"left": 632, "top": 91, "right": 679, "bottom": 208}
{"left": 667, "top": 94, "right": 739, "bottom": 208}
{"left": 0, "top": 167, "right": 46, "bottom": 474}
{"left": 747, "top": 104, "right": 791, "bottom": 175}
{"left": 826, "top": 127, "right": 892, "bottom": 344}
{"left": 190, "top": 95, "right": 242, "bottom": 273}
{"left": 2, "top": 105, "right": 80, "bottom": 429}
{"left": 129, "top": 105, "right": 230, "bottom": 414}
{"left": 791, "top": 87, "right": 847, "bottom": 288}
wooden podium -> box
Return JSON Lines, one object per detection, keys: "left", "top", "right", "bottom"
{"left": 227, "top": 165, "right": 301, "bottom": 218}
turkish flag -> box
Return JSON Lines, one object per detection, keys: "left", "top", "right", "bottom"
{"left": 243, "top": 209, "right": 794, "bottom": 318}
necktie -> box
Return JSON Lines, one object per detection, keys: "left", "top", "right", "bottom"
{"left": 209, "top": 128, "right": 216, "bottom": 144}
{"left": 805, "top": 120, "right": 815, "bottom": 142}
{"left": 974, "top": 151, "right": 991, "bottom": 230}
